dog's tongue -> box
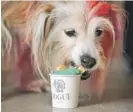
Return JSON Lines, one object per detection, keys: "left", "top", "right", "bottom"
{"left": 81, "top": 71, "right": 91, "bottom": 80}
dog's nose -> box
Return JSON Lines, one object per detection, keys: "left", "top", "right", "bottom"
{"left": 80, "top": 55, "right": 96, "bottom": 68}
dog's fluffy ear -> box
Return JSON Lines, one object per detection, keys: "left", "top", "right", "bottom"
{"left": 25, "top": 4, "right": 54, "bottom": 82}
{"left": 89, "top": 3, "right": 126, "bottom": 98}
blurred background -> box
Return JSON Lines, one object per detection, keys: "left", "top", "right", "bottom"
{"left": 1, "top": 1, "right": 133, "bottom": 112}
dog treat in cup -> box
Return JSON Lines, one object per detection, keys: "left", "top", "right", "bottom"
{"left": 56, "top": 64, "right": 67, "bottom": 70}
{"left": 49, "top": 65, "right": 81, "bottom": 108}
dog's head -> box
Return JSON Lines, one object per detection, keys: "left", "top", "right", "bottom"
{"left": 27, "top": 1, "right": 124, "bottom": 96}
{"left": 40, "top": 2, "right": 124, "bottom": 70}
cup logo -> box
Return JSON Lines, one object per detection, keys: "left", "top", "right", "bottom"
{"left": 53, "top": 79, "right": 65, "bottom": 93}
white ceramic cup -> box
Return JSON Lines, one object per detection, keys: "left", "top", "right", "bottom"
{"left": 50, "top": 74, "right": 81, "bottom": 108}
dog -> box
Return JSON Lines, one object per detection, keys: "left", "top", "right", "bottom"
{"left": 1, "top": 1, "right": 125, "bottom": 98}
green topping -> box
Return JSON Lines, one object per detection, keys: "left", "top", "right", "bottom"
{"left": 53, "top": 66, "right": 81, "bottom": 75}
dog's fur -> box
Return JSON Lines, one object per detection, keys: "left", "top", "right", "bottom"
{"left": 1, "top": 1, "right": 125, "bottom": 97}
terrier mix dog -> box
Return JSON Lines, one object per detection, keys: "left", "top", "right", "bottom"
{"left": 1, "top": 1, "right": 125, "bottom": 97}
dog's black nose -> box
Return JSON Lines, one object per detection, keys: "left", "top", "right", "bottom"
{"left": 80, "top": 55, "right": 96, "bottom": 68}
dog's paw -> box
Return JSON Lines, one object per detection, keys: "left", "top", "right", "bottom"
{"left": 26, "top": 80, "right": 43, "bottom": 93}
{"left": 41, "top": 81, "right": 51, "bottom": 92}
{"left": 18, "top": 80, "right": 51, "bottom": 93}
{"left": 18, "top": 80, "right": 42, "bottom": 93}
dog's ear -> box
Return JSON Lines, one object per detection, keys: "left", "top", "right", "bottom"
{"left": 25, "top": 4, "right": 55, "bottom": 81}
{"left": 88, "top": 3, "right": 126, "bottom": 98}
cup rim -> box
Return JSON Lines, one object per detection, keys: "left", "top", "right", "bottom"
{"left": 49, "top": 74, "right": 81, "bottom": 77}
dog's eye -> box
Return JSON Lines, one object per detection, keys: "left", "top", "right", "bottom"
{"left": 64, "top": 29, "right": 77, "bottom": 37}
{"left": 95, "top": 28, "right": 103, "bottom": 37}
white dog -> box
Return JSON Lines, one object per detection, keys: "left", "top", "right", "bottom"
{"left": 2, "top": 1, "right": 125, "bottom": 97}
